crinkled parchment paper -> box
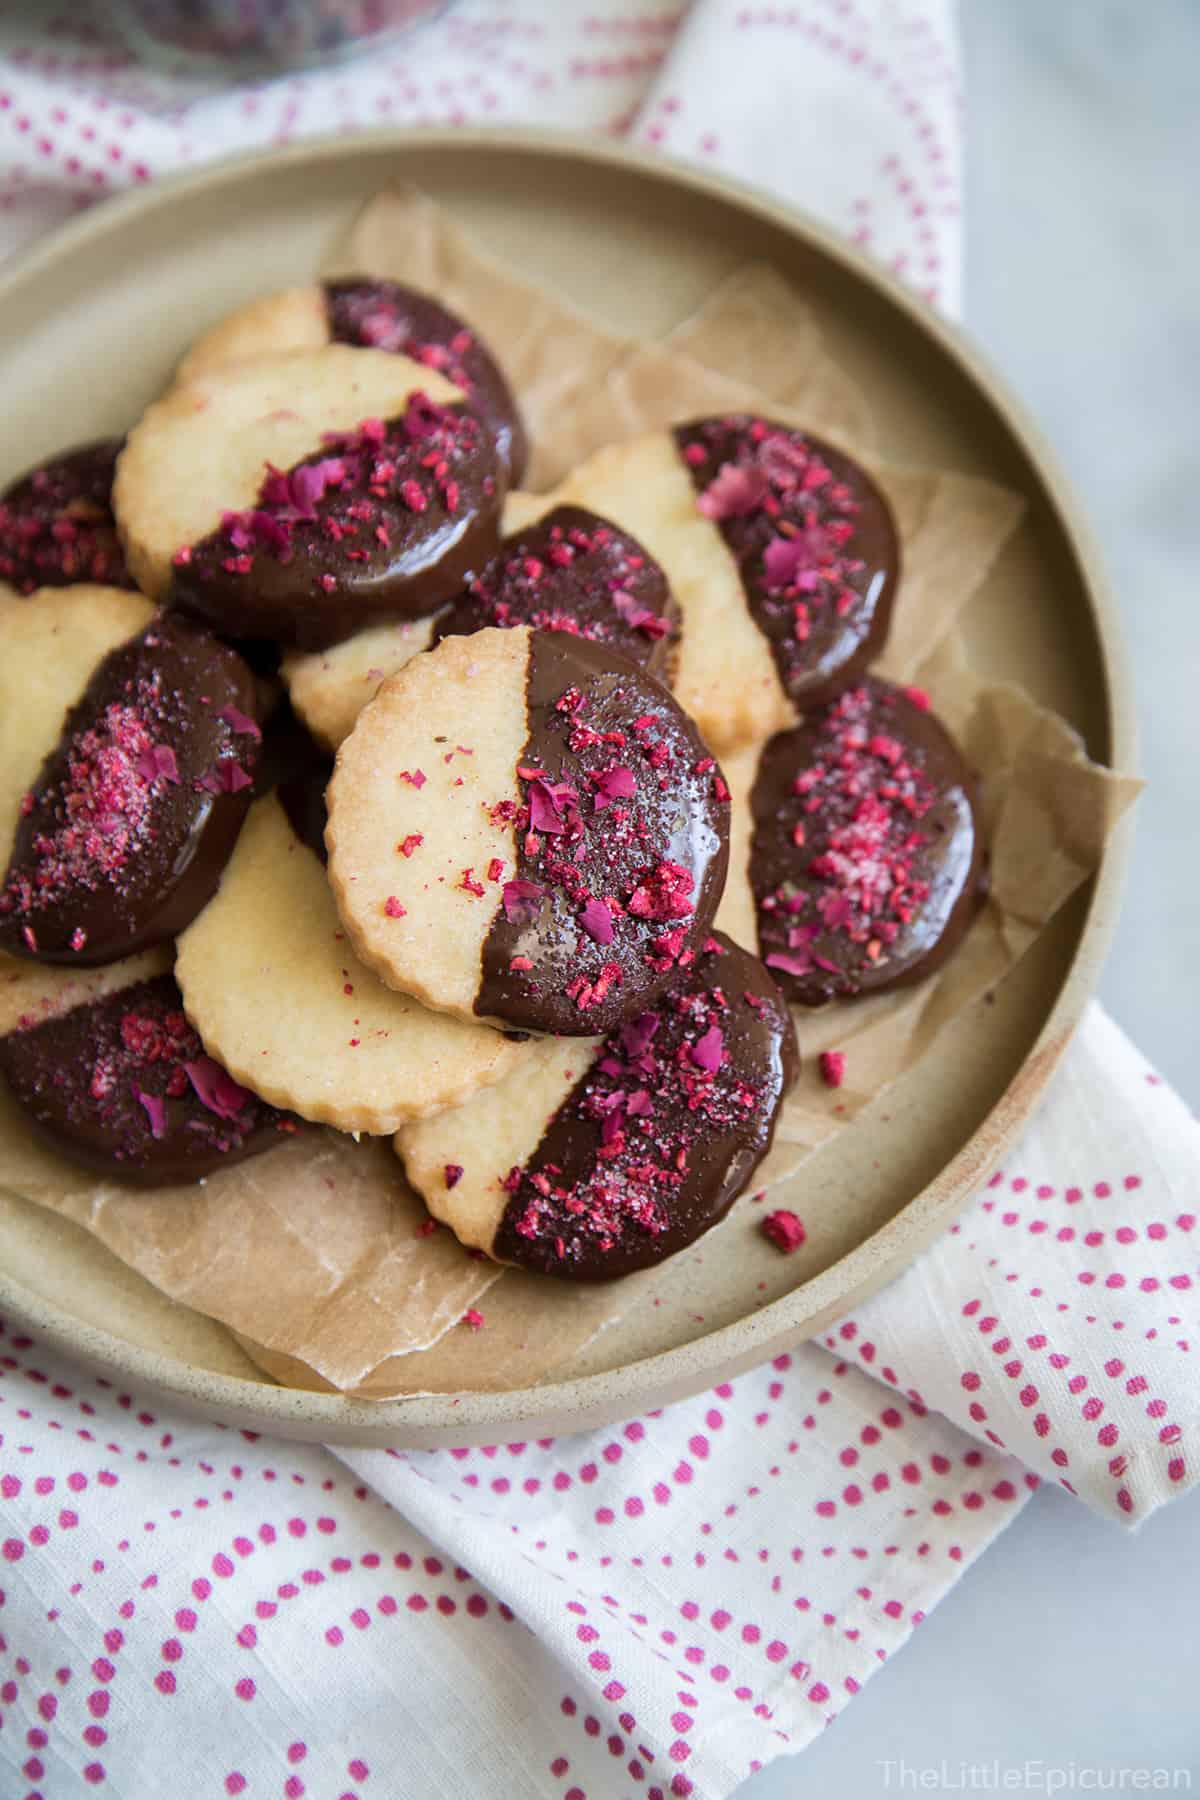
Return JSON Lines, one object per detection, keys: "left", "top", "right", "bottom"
{"left": 0, "top": 189, "right": 1139, "bottom": 1398}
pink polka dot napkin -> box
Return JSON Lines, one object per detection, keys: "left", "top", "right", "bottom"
{"left": 1, "top": 5, "right": 1196, "bottom": 1797}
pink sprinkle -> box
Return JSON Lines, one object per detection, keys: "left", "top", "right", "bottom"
{"left": 383, "top": 896, "right": 406, "bottom": 918}
{"left": 398, "top": 834, "right": 423, "bottom": 858}
{"left": 184, "top": 1058, "right": 250, "bottom": 1122}
{"left": 398, "top": 769, "right": 427, "bottom": 789}
{"left": 904, "top": 686, "right": 931, "bottom": 711}
{"left": 818, "top": 1050, "right": 846, "bottom": 1089}
{"left": 444, "top": 1164, "right": 464, "bottom": 1189}
{"left": 762, "top": 1210, "right": 806, "bottom": 1253}
{"left": 580, "top": 897, "right": 615, "bottom": 945}
{"left": 462, "top": 1308, "right": 485, "bottom": 1331}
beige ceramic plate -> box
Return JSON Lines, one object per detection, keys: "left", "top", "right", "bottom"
{"left": 0, "top": 130, "right": 1133, "bottom": 1445}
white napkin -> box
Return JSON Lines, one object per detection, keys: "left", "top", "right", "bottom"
{"left": 0, "top": 5, "right": 1194, "bottom": 1798}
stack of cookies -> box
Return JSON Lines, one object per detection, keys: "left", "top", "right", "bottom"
{"left": 0, "top": 275, "right": 984, "bottom": 1281}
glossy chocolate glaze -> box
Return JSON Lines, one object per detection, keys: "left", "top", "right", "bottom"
{"left": 0, "top": 614, "right": 261, "bottom": 966}
{"left": 433, "top": 505, "right": 678, "bottom": 678}
{"left": 325, "top": 278, "right": 528, "bottom": 486}
{"left": 477, "top": 631, "right": 731, "bottom": 1036}
{"left": 0, "top": 972, "right": 296, "bottom": 1185}
{"left": 673, "top": 416, "right": 899, "bottom": 710}
{"left": 749, "top": 678, "right": 984, "bottom": 1005}
{"left": 492, "top": 932, "right": 798, "bottom": 1280}
{"left": 0, "top": 438, "right": 134, "bottom": 594}
{"left": 169, "top": 398, "right": 505, "bottom": 651}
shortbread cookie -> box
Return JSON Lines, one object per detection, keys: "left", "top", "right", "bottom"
{"left": 327, "top": 626, "right": 731, "bottom": 1036}
{"left": 281, "top": 615, "right": 438, "bottom": 751}
{"left": 176, "top": 278, "right": 526, "bottom": 483}
{"left": 749, "top": 678, "right": 984, "bottom": 1004}
{"left": 517, "top": 418, "right": 898, "bottom": 752}
{"left": 175, "top": 791, "right": 523, "bottom": 1134}
{"left": 114, "top": 347, "right": 505, "bottom": 648}
{"left": 0, "top": 584, "right": 155, "bottom": 874}
{"left": 0, "top": 969, "right": 297, "bottom": 1185}
{"left": 396, "top": 932, "right": 798, "bottom": 1280}
{"left": 0, "top": 612, "right": 261, "bottom": 965}
{"left": 0, "top": 945, "right": 172, "bottom": 1038}
{"left": 432, "top": 505, "right": 677, "bottom": 678}
{"left": 0, "top": 439, "right": 135, "bottom": 594}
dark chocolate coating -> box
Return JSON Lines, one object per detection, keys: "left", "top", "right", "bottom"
{"left": 673, "top": 416, "right": 899, "bottom": 709}
{"left": 325, "top": 278, "right": 527, "bottom": 486}
{"left": 0, "top": 973, "right": 296, "bottom": 1186}
{"left": 0, "top": 614, "right": 261, "bottom": 965}
{"left": 277, "top": 756, "right": 333, "bottom": 863}
{"left": 433, "top": 505, "right": 678, "bottom": 677}
{"left": 0, "top": 438, "right": 135, "bottom": 594}
{"left": 168, "top": 400, "right": 505, "bottom": 651}
{"left": 493, "top": 932, "right": 798, "bottom": 1280}
{"left": 749, "top": 678, "right": 984, "bottom": 1005}
{"left": 477, "top": 630, "right": 730, "bottom": 1037}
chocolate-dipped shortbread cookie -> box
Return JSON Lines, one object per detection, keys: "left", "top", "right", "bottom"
{"left": 326, "top": 626, "right": 731, "bottom": 1037}
{"left": 396, "top": 932, "right": 797, "bottom": 1280}
{"left": 0, "top": 612, "right": 262, "bottom": 965}
{"left": 176, "top": 789, "right": 523, "bottom": 1134}
{"left": 509, "top": 416, "right": 898, "bottom": 752}
{"left": 279, "top": 502, "right": 677, "bottom": 752}
{"left": 749, "top": 678, "right": 984, "bottom": 1004}
{"left": 0, "top": 969, "right": 297, "bottom": 1185}
{"left": 115, "top": 347, "right": 506, "bottom": 649}
{"left": 0, "top": 439, "right": 135, "bottom": 594}
{"left": 433, "top": 505, "right": 677, "bottom": 676}
{"left": 176, "top": 277, "right": 526, "bottom": 484}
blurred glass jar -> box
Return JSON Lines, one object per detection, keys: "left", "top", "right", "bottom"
{"left": 106, "top": 0, "right": 452, "bottom": 77}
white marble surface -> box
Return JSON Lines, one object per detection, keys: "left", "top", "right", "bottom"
{"left": 739, "top": 4, "right": 1199, "bottom": 1794}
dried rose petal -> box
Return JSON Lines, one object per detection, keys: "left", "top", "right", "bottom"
{"left": 131, "top": 1084, "right": 167, "bottom": 1140}
{"left": 690, "top": 1025, "right": 725, "bottom": 1073}
{"left": 526, "top": 776, "right": 578, "bottom": 835}
{"left": 501, "top": 878, "right": 544, "bottom": 925}
{"left": 183, "top": 1056, "right": 250, "bottom": 1122}
{"left": 579, "top": 897, "right": 614, "bottom": 946}
{"left": 592, "top": 765, "right": 637, "bottom": 812}
{"left": 697, "top": 461, "right": 770, "bottom": 521}
{"left": 765, "top": 949, "right": 813, "bottom": 977}
{"left": 216, "top": 705, "right": 262, "bottom": 740}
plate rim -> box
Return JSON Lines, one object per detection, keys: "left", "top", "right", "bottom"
{"left": 0, "top": 126, "right": 1137, "bottom": 1444}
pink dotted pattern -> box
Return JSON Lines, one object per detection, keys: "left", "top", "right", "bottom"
{"left": 0, "top": 0, "right": 963, "bottom": 314}
{"left": 1, "top": 6, "right": 1198, "bottom": 1794}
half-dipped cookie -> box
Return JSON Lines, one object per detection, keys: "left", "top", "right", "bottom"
{"left": 433, "top": 505, "right": 677, "bottom": 677}
{"left": 0, "top": 969, "right": 298, "bottom": 1185}
{"left": 175, "top": 278, "right": 526, "bottom": 483}
{"left": 114, "top": 346, "right": 506, "bottom": 649}
{"left": 176, "top": 789, "right": 524, "bottom": 1134}
{"left": 511, "top": 418, "right": 898, "bottom": 752}
{"left": 326, "top": 625, "right": 731, "bottom": 1037}
{"left": 396, "top": 932, "right": 798, "bottom": 1280}
{"left": 0, "top": 612, "right": 261, "bottom": 965}
{"left": 0, "top": 439, "right": 135, "bottom": 594}
{"left": 748, "top": 678, "right": 985, "bottom": 1004}
{"left": 278, "top": 500, "right": 677, "bottom": 753}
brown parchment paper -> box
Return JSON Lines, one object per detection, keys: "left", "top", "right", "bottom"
{"left": 0, "top": 188, "right": 1139, "bottom": 1399}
